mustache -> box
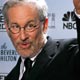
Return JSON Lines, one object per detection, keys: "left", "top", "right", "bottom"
{"left": 17, "top": 39, "right": 32, "bottom": 44}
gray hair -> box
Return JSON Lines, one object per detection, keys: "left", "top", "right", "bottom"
{"left": 2, "top": 0, "right": 48, "bottom": 23}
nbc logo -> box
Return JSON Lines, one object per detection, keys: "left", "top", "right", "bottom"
{"left": 62, "top": 11, "right": 76, "bottom": 30}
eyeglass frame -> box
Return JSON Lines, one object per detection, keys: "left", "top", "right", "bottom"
{"left": 8, "top": 20, "right": 44, "bottom": 34}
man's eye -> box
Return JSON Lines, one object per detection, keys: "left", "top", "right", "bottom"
{"left": 11, "top": 25, "right": 19, "bottom": 29}
{"left": 26, "top": 23, "right": 36, "bottom": 29}
{"left": 28, "top": 24, "right": 35, "bottom": 27}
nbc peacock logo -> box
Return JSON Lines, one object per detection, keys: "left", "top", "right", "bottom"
{"left": 62, "top": 11, "right": 76, "bottom": 30}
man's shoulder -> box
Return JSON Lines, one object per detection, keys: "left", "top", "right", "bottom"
{"left": 47, "top": 37, "right": 78, "bottom": 49}
{"left": 52, "top": 38, "right": 79, "bottom": 57}
{"left": 46, "top": 37, "right": 78, "bottom": 50}
{"left": 4, "top": 57, "right": 21, "bottom": 80}
{"left": 46, "top": 37, "right": 79, "bottom": 57}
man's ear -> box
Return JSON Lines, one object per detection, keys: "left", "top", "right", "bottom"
{"left": 43, "top": 18, "right": 48, "bottom": 33}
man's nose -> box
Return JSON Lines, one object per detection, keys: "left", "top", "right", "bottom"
{"left": 20, "top": 28, "right": 28, "bottom": 41}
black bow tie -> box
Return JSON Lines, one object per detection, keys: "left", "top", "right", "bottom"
{"left": 21, "top": 58, "right": 33, "bottom": 80}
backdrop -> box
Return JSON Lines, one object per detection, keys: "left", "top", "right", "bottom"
{"left": 0, "top": 0, "right": 77, "bottom": 80}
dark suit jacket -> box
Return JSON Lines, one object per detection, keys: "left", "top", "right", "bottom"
{"left": 75, "top": 14, "right": 80, "bottom": 50}
{"left": 5, "top": 37, "right": 79, "bottom": 80}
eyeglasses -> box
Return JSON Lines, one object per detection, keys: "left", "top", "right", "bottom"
{"left": 8, "top": 21, "right": 42, "bottom": 34}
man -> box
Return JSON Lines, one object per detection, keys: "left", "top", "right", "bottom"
{"left": 2, "top": 0, "right": 79, "bottom": 80}
{"left": 73, "top": 0, "right": 80, "bottom": 78}
{"left": 73, "top": 0, "right": 80, "bottom": 49}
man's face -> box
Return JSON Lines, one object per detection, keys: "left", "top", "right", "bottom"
{"left": 5, "top": 4, "right": 48, "bottom": 58}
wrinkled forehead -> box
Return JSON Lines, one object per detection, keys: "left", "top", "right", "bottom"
{"left": 7, "top": 4, "right": 40, "bottom": 23}
{"left": 7, "top": 1, "right": 40, "bottom": 19}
